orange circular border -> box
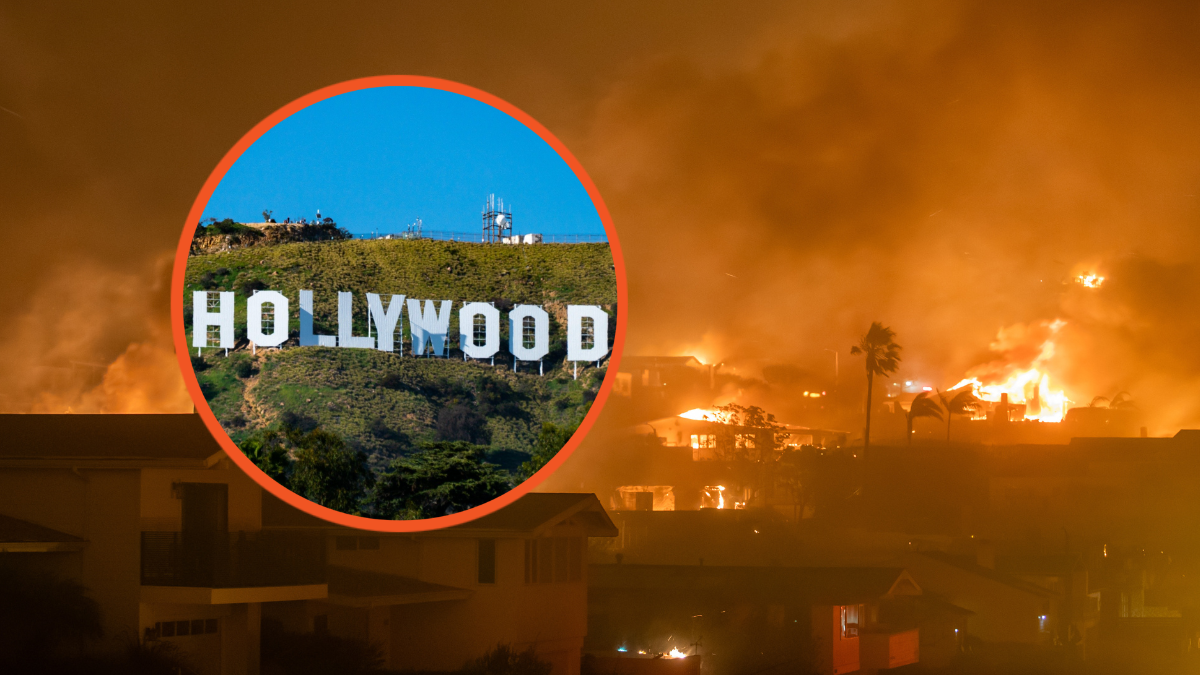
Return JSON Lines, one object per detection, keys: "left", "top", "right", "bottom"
{"left": 171, "top": 76, "right": 627, "bottom": 532}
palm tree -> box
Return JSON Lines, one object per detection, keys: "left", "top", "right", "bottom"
{"left": 850, "top": 322, "right": 902, "bottom": 453}
{"left": 937, "top": 388, "right": 983, "bottom": 445}
{"left": 905, "top": 392, "right": 943, "bottom": 445}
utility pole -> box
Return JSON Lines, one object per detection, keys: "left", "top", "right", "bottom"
{"left": 824, "top": 348, "right": 839, "bottom": 390}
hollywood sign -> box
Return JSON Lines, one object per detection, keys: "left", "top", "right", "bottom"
{"left": 192, "top": 291, "right": 610, "bottom": 362}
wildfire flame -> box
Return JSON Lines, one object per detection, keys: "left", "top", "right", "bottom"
{"left": 667, "top": 648, "right": 688, "bottom": 658}
{"left": 1076, "top": 273, "right": 1105, "bottom": 288}
{"left": 679, "top": 408, "right": 730, "bottom": 422}
{"left": 949, "top": 319, "right": 1071, "bottom": 423}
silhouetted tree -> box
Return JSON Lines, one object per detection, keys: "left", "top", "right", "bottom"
{"left": 261, "top": 618, "right": 383, "bottom": 675}
{"left": 937, "top": 388, "right": 983, "bottom": 445}
{"left": 905, "top": 391, "right": 943, "bottom": 445}
{"left": 0, "top": 561, "right": 102, "bottom": 667}
{"left": 462, "top": 643, "right": 552, "bottom": 675}
{"left": 709, "top": 403, "right": 791, "bottom": 506}
{"left": 850, "top": 322, "right": 901, "bottom": 453}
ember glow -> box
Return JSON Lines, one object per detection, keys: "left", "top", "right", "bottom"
{"left": 949, "top": 320, "right": 1072, "bottom": 423}
{"left": 1077, "top": 273, "right": 1106, "bottom": 289}
{"left": 701, "top": 485, "right": 727, "bottom": 509}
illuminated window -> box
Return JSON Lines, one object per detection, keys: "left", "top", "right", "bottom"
{"left": 522, "top": 316, "right": 537, "bottom": 349}
{"left": 840, "top": 604, "right": 862, "bottom": 638}
{"left": 581, "top": 316, "right": 595, "bottom": 350}
{"left": 473, "top": 313, "right": 487, "bottom": 346}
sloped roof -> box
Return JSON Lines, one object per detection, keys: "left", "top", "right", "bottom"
{"left": 0, "top": 414, "right": 222, "bottom": 467}
{"left": 452, "top": 492, "right": 618, "bottom": 537}
{"left": 916, "top": 552, "right": 1057, "bottom": 598}
{"left": 619, "top": 356, "right": 706, "bottom": 369}
{"left": 263, "top": 491, "right": 619, "bottom": 538}
{"left": 0, "top": 513, "right": 86, "bottom": 552}
{"left": 590, "top": 564, "right": 919, "bottom": 605}
{"left": 325, "top": 566, "right": 471, "bottom": 607}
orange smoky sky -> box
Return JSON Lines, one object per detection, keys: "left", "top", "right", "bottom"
{"left": 3, "top": 1, "right": 1200, "bottom": 432}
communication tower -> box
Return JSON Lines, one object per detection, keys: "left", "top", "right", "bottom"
{"left": 481, "top": 194, "right": 512, "bottom": 244}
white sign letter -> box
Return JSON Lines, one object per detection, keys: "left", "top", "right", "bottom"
{"left": 567, "top": 305, "right": 609, "bottom": 362}
{"left": 459, "top": 302, "right": 501, "bottom": 359}
{"left": 338, "top": 292, "right": 375, "bottom": 349}
{"left": 367, "top": 293, "right": 405, "bottom": 353}
{"left": 508, "top": 305, "right": 549, "bottom": 361}
{"left": 299, "top": 290, "right": 336, "bottom": 347}
{"left": 407, "top": 299, "right": 452, "bottom": 356}
{"left": 193, "top": 291, "right": 235, "bottom": 348}
{"left": 247, "top": 291, "right": 289, "bottom": 347}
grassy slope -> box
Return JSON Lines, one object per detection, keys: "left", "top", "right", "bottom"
{"left": 186, "top": 239, "right": 615, "bottom": 471}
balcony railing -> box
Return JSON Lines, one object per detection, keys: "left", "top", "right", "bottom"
{"left": 141, "top": 530, "right": 326, "bottom": 588}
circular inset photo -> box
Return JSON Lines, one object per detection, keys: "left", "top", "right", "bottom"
{"left": 171, "top": 77, "right": 624, "bottom": 531}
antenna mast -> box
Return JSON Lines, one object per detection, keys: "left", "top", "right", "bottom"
{"left": 481, "top": 194, "right": 513, "bottom": 243}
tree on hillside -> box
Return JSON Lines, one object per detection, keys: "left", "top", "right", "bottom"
{"left": 241, "top": 428, "right": 294, "bottom": 487}
{"left": 850, "top": 322, "right": 902, "bottom": 454}
{"left": 905, "top": 392, "right": 943, "bottom": 445}
{"left": 290, "top": 429, "right": 375, "bottom": 515}
{"left": 371, "top": 441, "right": 512, "bottom": 519}
{"left": 518, "top": 421, "right": 578, "bottom": 480}
{"left": 937, "top": 388, "right": 983, "bottom": 445}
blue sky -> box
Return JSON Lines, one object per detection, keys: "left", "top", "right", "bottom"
{"left": 202, "top": 86, "right": 604, "bottom": 238}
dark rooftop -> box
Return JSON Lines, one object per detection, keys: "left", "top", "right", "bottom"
{"left": 325, "top": 566, "right": 470, "bottom": 607}
{"left": 0, "top": 513, "right": 86, "bottom": 552}
{"left": 590, "top": 564, "right": 919, "bottom": 604}
{"left": 263, "top": 491, "right": 618, "bottom": 537}
{"left": 0, "top": 414, "right": 221, "bottom": 464}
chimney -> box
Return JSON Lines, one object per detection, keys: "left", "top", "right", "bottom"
{"left": 976, "top": 539, "right": 995, "bottom": 569}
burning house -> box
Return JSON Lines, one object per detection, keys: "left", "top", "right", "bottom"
{"left": 587, "top": 564, "right": 934, "bottom": 674}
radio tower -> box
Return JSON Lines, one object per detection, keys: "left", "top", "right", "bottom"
{"left": 481, "top": 194, "right": 512, "bottom": 244}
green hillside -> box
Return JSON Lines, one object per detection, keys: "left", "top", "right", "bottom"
{"left": 184, "top": 238, "right": 616, "bottom": 492}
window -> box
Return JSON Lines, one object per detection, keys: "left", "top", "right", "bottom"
{"left": 358, "top": 536, "right": 380, "bottom": 550}
{"left": 522, "top": 315, "right": 537, "bottom": 349}
{"left": 335, "top": 536, "right": 357, "bottom": 550}
{"left": 478, "top": 539, "right": 496, "bottom": 584}
{"left": 524, "top": 537, "right": 584, "bottom": 583}
{"left": 840, "top": 604, "right": 862, "bottom": 638}
{"left": 473, "top": 313, "right": 487, "bottom": 347}
{"left": 154, "top": 618, "right": 218, "bottom": 639}
{"left": 314, "top": 614, "right": 328, "bottom": 634}
{"left": 581, "top": 316, "right": 595, "bottom": 350}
